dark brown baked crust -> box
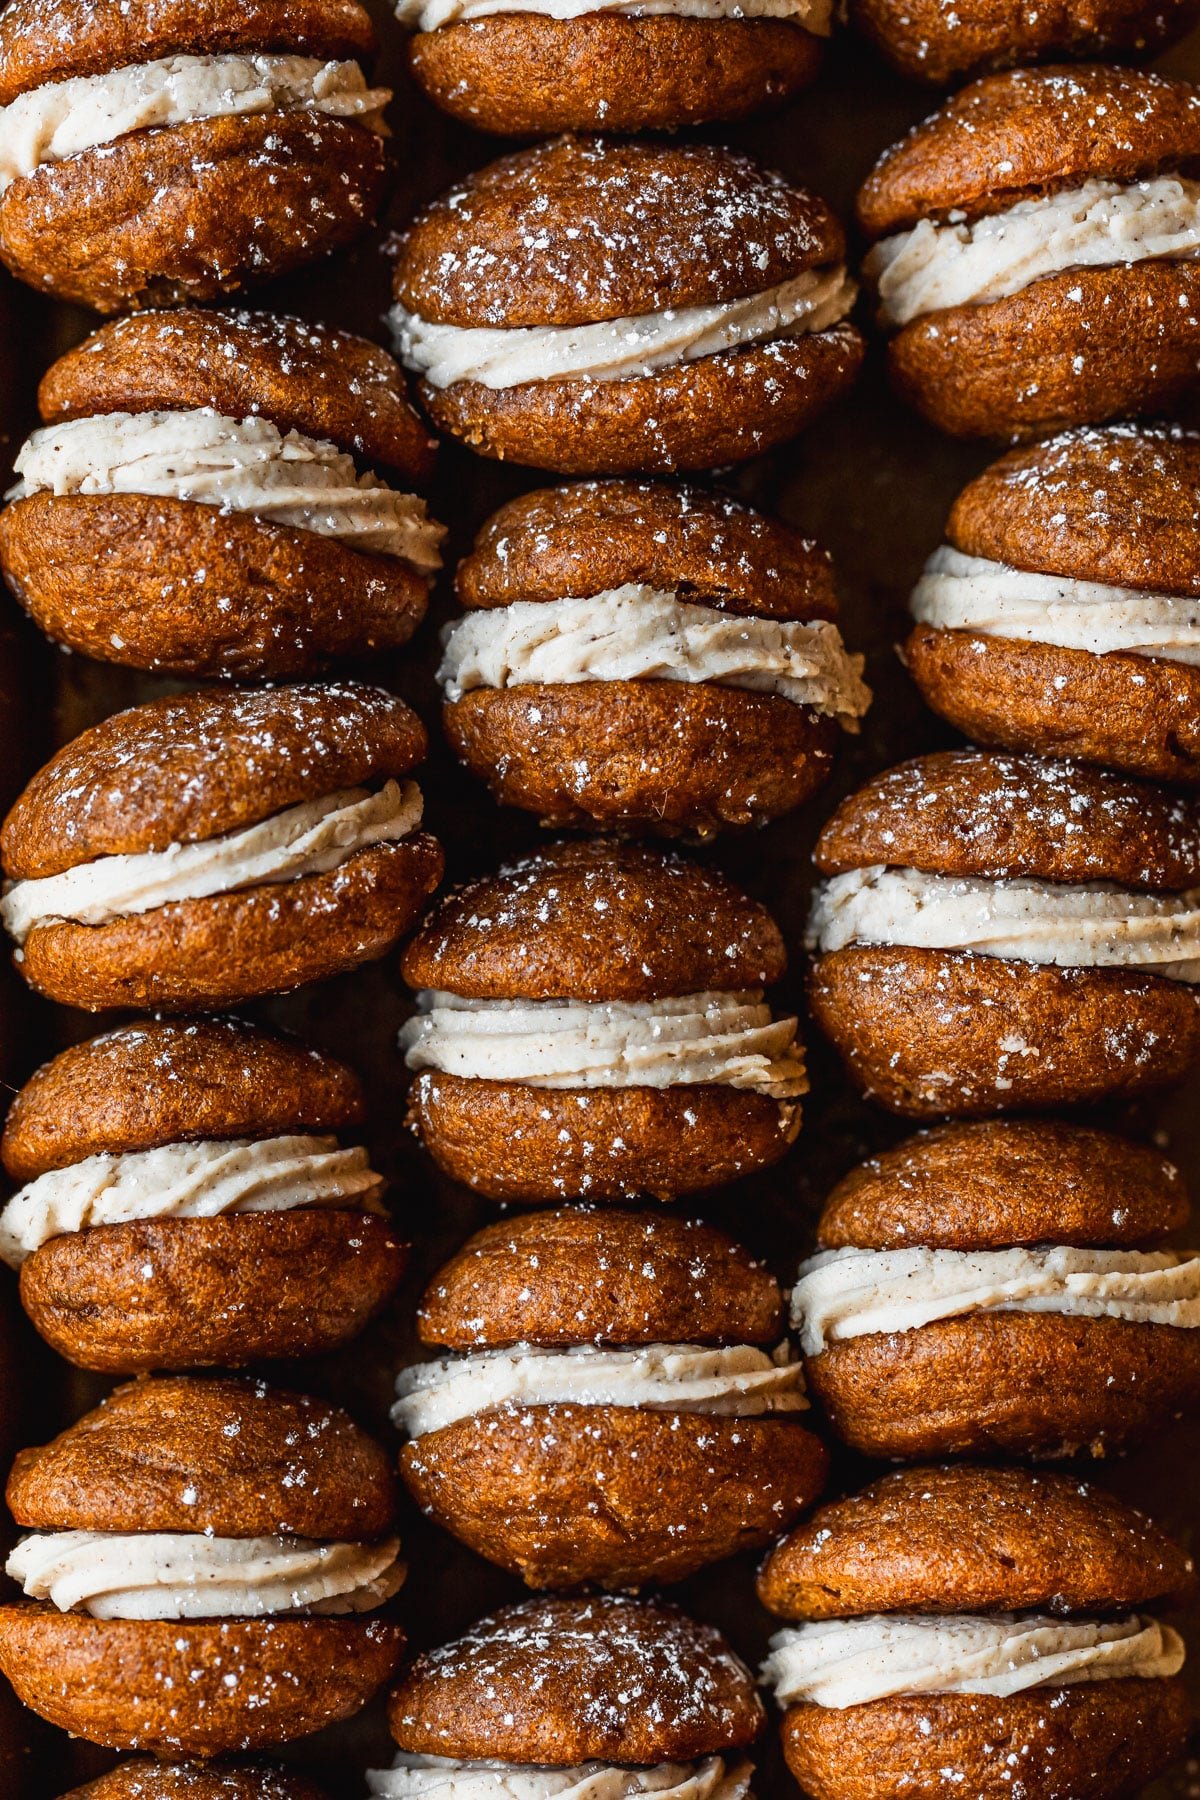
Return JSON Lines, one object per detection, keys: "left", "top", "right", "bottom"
{"left": 848, "top": 0, "right": 1200, "bottom": 84}
{"left": 62, "top": 1760, "right": 330, "bottom": 1800}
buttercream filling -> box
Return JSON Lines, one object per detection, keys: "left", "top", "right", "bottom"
{"left": 392, "top": 1341, "right": 806, "bottom": 1437}
{"left": 12, "top": 410, "right": 445, "bottom": 569}
{"left": 6, "top": 1530, "right": 405, "bottom": 1621}
{"left": 0, "top": 779, "right": 423, "bottom": 947}
{"left": 867, "top": 176, "right": 1200, "bottom": 328}
{"left": 762, "top": 1614, "right": 1185, "bottom": 1709}
{"left": 399, "top": 990, "right": 808, "bottom": 1096}
{"left": 396, "top": 0, "right": 827, "bottom": 26}
{"left": 0, "top": 1134, "right": 385, "bottom": 1269}
{"left": 805, "top": 865, "right": 1200, "bottom": 981}
{"left": 912, "top": 546, "right": 1200, "bottom": 665}
{"left": 368, "top": 1756, "right": 754, "bottom": 1800}
{"left": 391, "top": 267, "right": 856, "bottom": 391}
{"left": 0, "top": 53, "right": 390, "bottom": 190}
{"left": 791, "top": 1245, "right": 1200, "bottom": 1356}
{"left": 438, "top": 586, "right": 870, "bottom": 725}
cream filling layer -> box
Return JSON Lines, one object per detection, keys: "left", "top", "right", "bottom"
{"left": 368, "top": 1756, "right": 754, "bottom": 1800}
{"left": 790, "top": 1245, "right": 1200, "bottom": 1356}
{"left": 0, "top": 1134, "right": 384, "bottom": 1269}
{"left": 392, "top": 1341, "right": 806, "bottom": 1437}
{"left": 762, "top": 1614, "right": 1185, "bottom": 1710}
{"left": 0, "top": 779, "right": 423, "bottom": 947}
{"left": 867, "top": 176, "right": 1200, "bottom": 329}
{"left": 912, "top": 547, "right": 1200, "bottom": 665}
{"left": 6, "top": 1530, "right": 405, "bottom": 1621}
{"left": 805, "top": 866, "right": 1200, "bottom": 981}
{"left": 438, "top": 586, "right": 870, "bottom": 726}
{"left": 391, "top": 267, "right": 855, "bottom": 391}
{"left": 0, "top": 54, "right": 389, "bottom": 190}
{"left": 396, "top": 0, "right": 827, "bottom": 26}
{"left": 399, "top": 990, "right": 808, "bottom": 1097}
{"left": 12, "top": 410, "right": 445, "bottom": 569}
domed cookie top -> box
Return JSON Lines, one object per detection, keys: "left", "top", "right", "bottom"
{"left": 62, "top": 1762, "right": 331, "bottom": 1800}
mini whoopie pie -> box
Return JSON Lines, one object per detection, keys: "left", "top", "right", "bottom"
{"left": 806, "top": 750, "right": 1200, "bottom": 1117}
{"left": 759, "top": 1464, "right": 1192, "bottom": 1800}
{"left": 399, "top": 839, "right": 807, "bottom": 1202}
{"left": 61, "top": 1764, "right": 329, "bottom": 1800}
{"left": 906, "top": 424, "right": 1200, "bottom": 784}
{"left": 392, "top": 135, "right": 862, "bottom": 476}
{"left": 0, "top": 1016, "right": 405, "bottom": 1373}
{"left": 0, "top": 682, "right": 444, "bottom": 1014}
{"left": 395, "top": 1207, "right": 825, "bottom": 1589}
{"left": 858, "top": 65, "right": 1200, "bottom": 440}
{"left": 439, "top": 480, "right": 869, "bottom": 837}
{"left": 0, "top": 0, "right": 392, "bottom": 313}
{"left": 0, "top": 309, "right": 443, "bottom": 680}
{"left": 377, "top": 1594, "right": 763, "bottom": 1798}
{"left": 791, "top": 1118, "right": 1200, "bottom": 1458}
{"left": 0, "top": 1376, "right": 405, "bottom": 1758}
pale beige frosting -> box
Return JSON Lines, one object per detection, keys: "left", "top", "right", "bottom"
{"left": 0, "top": 54, "right": 390, "bottom": 190}
{"left": 396, "top": 0, "right": 827, "bottom": 26}
{"left": 790, "top": 1245, "right": 1200, "bottom": 1356}
{"left": 392, "top": 1341, "right": 806, "bottom": 1437}
{"left": 369, "top": 1756, "right": 754, "bottom": 1800}
{"left": 438, "top": 587, "right": 870, "bottom": 726}
{"left": 1, "top": 779, "right": 423, "bottom": 947}
{"left": 399, "top": 990, "right": 808, "bottom": 1097}
{"left": 867, "top": 176, "right": 1200, "bottom": 329}
{"left": 6, "top": 1530, "right": 405, "bottom": 1621}
{"left": 805, "top": 866, "right": 1200, "bottom": 981}
{"left": 12, "top": 410, "right": 445, "bottom": 569}
{"left": 391, "top": 267, "right": 856, "bottom": 391}
{"left": 0, "top": 1134, "right": 384, "bottom": 1269}
{"left": 912, "top": 547, "right": 1200, "bottom": 665}
{"left": 762, "top": 1614, "right": 1186, "bottom": 1709}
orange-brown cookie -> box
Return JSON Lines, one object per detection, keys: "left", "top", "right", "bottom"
{"left": 848, "top": 0, "right": 1199, "bottom": 85}
{"left": 62, "top": 1760, "right": 330, "bottom": 1799}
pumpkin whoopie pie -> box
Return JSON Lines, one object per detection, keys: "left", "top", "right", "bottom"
{"left": 0, "top": 1376, "right": 405, "bottom": 1758}
{"left": 858, "top": 64, "right": 1200, "bottom": 440}
{"left": 791, "top": 1118, "right": 1200, "bottom": 1458}
{"left": 906, "top": 424, "right": 1200, "bottom": 784}
{"left": 0, "top": 1016, "right": 404, "bottom": 1373}
{"left": 0, "top": 682, "right": 444, "bottom": 1014}
{"left": 439, "top": 480, "right": 869, "bottom": 837}
{"left": 0, "top": 309, "right": 443, "bottom": 681}
{"left": 759, "top": 1464, "right": 1192, "bottom": 1800}
{"left": 391, "top": 135, "right": 862, "bottom": 476}
{"left": 0, "top": 0, "right": 392, "bottom": 313}
{"left": 806, "top": 750, "right": 1200, "bottom": 1117}
{"left": 62, "top": 1763, "right": 329, "bottom": 1800}
{"left": 395, "top": 1207, "right": 825, "bottom": 1589}
{"left": 399, "top": 839, "right": 807, "bottom": 1202}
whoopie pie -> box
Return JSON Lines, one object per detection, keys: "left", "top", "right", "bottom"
{"left": 791, "top": 1118, "right": 1200, "bottom": 1458}
{"left": 806, "top": 750, "right": 1200, "bottom": 1116}
{"left": 61, "top": 1765, "right": 329, "bottom": 1800}
{"left": 858, "top": 65, "right": 1200, "bottom": 440}
{"left": 0, "top": 309, "right": 443, "bottom": 680}
{"left": 760, "top": 1464, "right": 1192, "bottom": 1800}
{"left": 392, "top": 135, "right": 862, "bottom": 475}
{"left": 0, "top": 1376, "right": 405, "bottom": 1758}
{"left": 395, "top": 1207, "right": 825, "bottom": 1589}
{"left": 439, "top": 480, "right": 869, "bottom": 837}
{"left": 399, "top": 840, "right": 807, "bottom": 1202}
{"left": 0, "top": 1017, "right": 404, "bottom": 1373}
{"left": 0, "top": 0, "right": 392, "bottom": 313}
{"left": 0, "top": 682, "right": 444, "bottom": 1014}
{"left": 906, "top": 424, "right": 1200, "bottom": 784}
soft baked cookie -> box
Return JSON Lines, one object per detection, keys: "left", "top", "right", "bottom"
{"left": 806, "top": 750, "right": 1200, "bottom": 1116}
{"left": 905, "top": 424, "right": 1200, "bottom": 783}
{"left": 0, "top": 0, "right": 392, "bottom": 312}
{"left": 0, "top": 309, "right": 442, "bottom": 680}
{"left": 858, "top": 65, "right": 1200, "bottom": 439}
{"left": 0, "top": 1376, "right": 404, "bottom": 1758}
{"left": 395, "top": 1208, "right": 826, "bottom": 1588}
{"left": 0, "top": 1017, "right": 405, "bottom": 1372}
{"left": 0, "top": 682, "right": 444, "bottom": 1013}
{"left": 400, "top": 840, "right": 807, "bottom": 1201}
{"left": 62, "top": 1764, "right": 329, "bottom": 1799}
{"left": 392, "top": 136, "right": 862, "bottom": 475}
{"left": 791, "top": 1119, "right": 1200, "bottom": 1458}
{"left": 439, "top": 481, "right": 869, "bottom": 837}
{"left": 760, "top": 1464, "right": 1192, "bottom": 1800}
